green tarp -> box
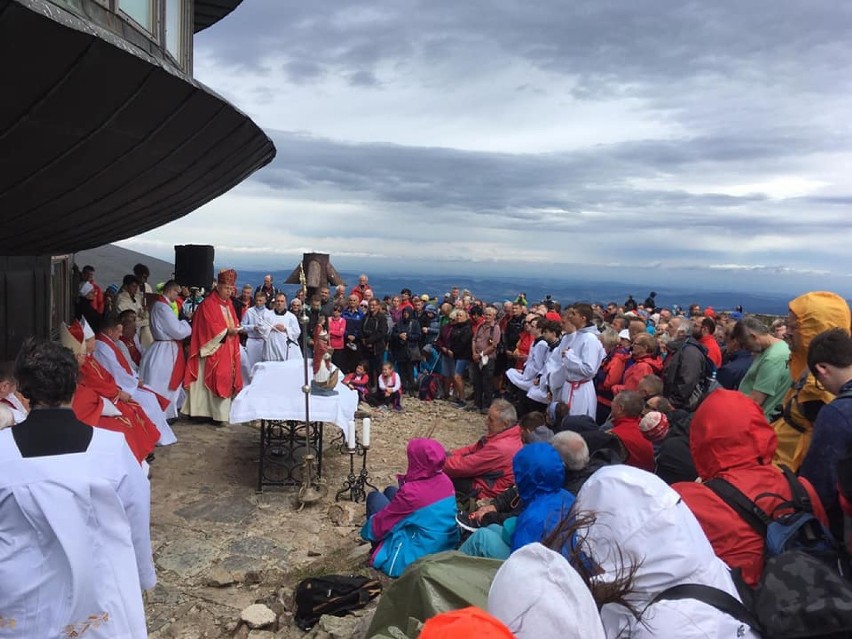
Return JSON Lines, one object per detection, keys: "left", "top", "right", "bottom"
{"left": 366, "top": 551, "right": 503, "bottom": 639}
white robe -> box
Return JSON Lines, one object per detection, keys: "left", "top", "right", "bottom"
{"left": 548, "top": 326, "right": 604, "bottom": 418}
{"left": 94, "top": 339, "right": 177, "bottom": 445}
{"left": 0, "top": 426, "right": 155, "bottom": 638}
{"left": 506, "top": 337, "right": 550, "bottom": 393}
{"left": 241, "top": 305, "right": 275, "bottom": 375}
{"left": 139, "top": 300, "right": 192, "bottom": 419}
{"left": 527, "top": 333, "right": 575, "bottom": 405}
{"left": 262, "top": 310, "right": 303, "bottom": 362}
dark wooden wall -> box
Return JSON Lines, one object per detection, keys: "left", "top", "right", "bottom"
{"left": 0, "top": 256, "right": 53, "bottom": 361}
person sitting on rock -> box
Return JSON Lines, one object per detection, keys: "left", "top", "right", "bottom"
{"left": 360, "top": 438, "right": 459, "bottom": 577}
{"left": 459, "top": 442, "right": 575, "bottom": 560}
{"left": 342, "top": 361, "right": 370, "bottom": 402}
{"left": 364, "top": 361, "right": 402, "bottom": 411}
{"left": 444, "top": 399, "right": 523, "bottom": 500}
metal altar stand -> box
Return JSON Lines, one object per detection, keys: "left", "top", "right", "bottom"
{"left": 257, "top": 419, "right": 323, "bottom": 492}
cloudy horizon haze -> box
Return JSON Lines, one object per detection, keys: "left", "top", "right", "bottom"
{"left": 118, "top": 0, "right": 852, "bottom": 297}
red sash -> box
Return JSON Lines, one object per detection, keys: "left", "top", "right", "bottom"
{"left": 168, "top": 340, "right": 186, "bottom": 392}
{"left": 156, "top": 297, "right": 186, "bottom": 391}
{"left": 119, "top": 335, "right": 142, "bottom": 366}
{"left": 96, "top": 333, "right": 133, "bottom": 375}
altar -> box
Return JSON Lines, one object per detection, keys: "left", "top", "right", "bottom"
{"left": 229, "top": 360, "right": 358, "bottom": 492}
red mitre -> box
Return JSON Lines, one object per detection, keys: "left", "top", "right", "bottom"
{"left": 68, "top": 320, "right": 84, "bottom": 342}
{"left": 217, "top": 268, "right": 237, "bottom": 286}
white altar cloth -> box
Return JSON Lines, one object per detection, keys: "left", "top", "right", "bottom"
{"left": 229, "top": 360, "right": 357, "bottom": 431}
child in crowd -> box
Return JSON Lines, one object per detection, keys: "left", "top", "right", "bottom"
{"left": 366, "top": 361, "right": 403, "bottom": 411}
{"left": 343, "top": 361, "right": 371, "bottom": 402}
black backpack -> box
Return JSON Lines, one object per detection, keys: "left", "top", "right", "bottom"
{"left": 293, "top": 574, "right": 382, "bottom": 630}
{"left": 682, "top": 340, "right": 720, "bottom": 410}
{"left": 655, "top": 467, "right": 852, "bottom": 638}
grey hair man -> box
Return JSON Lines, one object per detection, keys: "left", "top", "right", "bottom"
{"left": 552, "top": 430, "right": 590, "bottom": 472}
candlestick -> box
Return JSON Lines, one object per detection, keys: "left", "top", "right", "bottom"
{"left": 362, "top": 418, "right": 371, "bottom": 448}
{"left": 346, "top": 420, "right": 356, "bottom": 450}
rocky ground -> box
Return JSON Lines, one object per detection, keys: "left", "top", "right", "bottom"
{"left": 145, "top": 395, "right": 484, "bottom": 638}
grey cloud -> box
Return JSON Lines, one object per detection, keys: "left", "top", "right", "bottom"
{"left": 249, "top": 131, "right": 849, "bottom": 242}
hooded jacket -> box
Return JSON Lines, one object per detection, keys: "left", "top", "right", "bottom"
{"left": 611, "top": 353, "right": 663, "bottom": 396}
{"left": 662, "top": 337, "right": 707, "bottom": 409}
{"left": 512, "top": 443, "right": 576, "bottom": 551}
{"left": 609, "top": 415, "right": 654, "bottom": 472}
{"left": 444, "top": 425, "right": 523, "bottom": 499}
{"left": 772, "top": 291, "right": 851, "bottom": 470}
{"left": 361, "top": 438, "right": 459, "bottom": 577}
{"left": 576, "top": 465, "right": 760, "bottom": 639}
{"left": 675, "top": 390, "right": 827, "bottom": 587}
{"left": 488, "top": 543, "right": 606, "bottom": 639}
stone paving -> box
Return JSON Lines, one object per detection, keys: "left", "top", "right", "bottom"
{"left": 145, "top": 398, "right": 482, "bottom": 638}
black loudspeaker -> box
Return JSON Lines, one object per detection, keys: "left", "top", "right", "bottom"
{"left": 174, "top": 244, "right": 215, "bottom": 290}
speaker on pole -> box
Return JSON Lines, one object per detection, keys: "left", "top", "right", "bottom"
{"left": 174, "top": 244, "right": 215, "bottom": 290}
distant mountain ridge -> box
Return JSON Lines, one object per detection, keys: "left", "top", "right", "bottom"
{"left": 232, "top": 268, "right": 796, "bottom": 314}
{"left": 79, "top": 245, "right": 837, "bottom": 315}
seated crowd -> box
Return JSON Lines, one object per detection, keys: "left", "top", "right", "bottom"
{"left": 2, "top": 263, "right": 852, "bottom": 637}
{"left": 357, "top": 286, "right": 852, "bottom": 637}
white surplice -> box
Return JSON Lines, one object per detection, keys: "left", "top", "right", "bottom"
{"left": 0, "top": 426, "right": 155, "bottom": 638}
{"left": 262, "top": 310, "right": 303, "bottom": 362}
{"left": 94, "top": 339, "right": 177, "bottom": 445}
{"left": 527, "top": 332, "right": 575, "bottom": 405}
{"left": 506, "top": 337, "right": 550, "bottom": 393}
{"left": 139, "top": 299, "right": 192, "bottom": 419}
{"left": 241, "top": 304, "right": 274, "bottom": 375}
{"left": 547, "top": 325, "right": 605, "bottom": 418}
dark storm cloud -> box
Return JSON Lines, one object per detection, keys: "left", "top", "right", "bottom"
{"left": 252, "top": 131, "right": 848, "bottom": 238}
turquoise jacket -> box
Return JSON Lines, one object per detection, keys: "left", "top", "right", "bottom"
{"left": 361, "top": 495, "right": 459, "bottom": 578}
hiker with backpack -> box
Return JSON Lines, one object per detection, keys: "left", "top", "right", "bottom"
{"left": 674, "top": 389, "right": 829, "bottom": 587}
{"left": 800, "top": 327, "right": 852, "bottom": 540}
{"left": 662, "top": 320, "right": 711, "bottom": 410}
{"left": 546, "top": 465, "right": 760, "bottom": 639}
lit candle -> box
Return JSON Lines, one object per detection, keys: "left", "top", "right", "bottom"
{"left": 362, "top": 418, "right": 371, "bottom": 448}
{"left": 347, "top": 420, "right": 356, "bottom": 450}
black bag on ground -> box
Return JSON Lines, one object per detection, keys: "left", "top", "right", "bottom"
{"left": 700, "top": 466, "right": 852, "bottom": 638}
{"left": 294, "top": 574, "right": 382, "bottom": 630}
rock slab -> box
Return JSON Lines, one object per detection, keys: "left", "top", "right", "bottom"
{"left": 240, "top": 603, "right": 277, "bottom": 629}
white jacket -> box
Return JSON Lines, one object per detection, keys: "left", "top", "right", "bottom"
{"left": 488, "top": 543, "right": 606, "bottom": 639}
{"left": 575, "top": 465, "right": 761, "bottom": 639}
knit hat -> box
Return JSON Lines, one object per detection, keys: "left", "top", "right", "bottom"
{"left": 419, "top": 607, "right": 515, "bottom": 639}
{"left": 639, "top": 411, "right": 670, "bottom": 442}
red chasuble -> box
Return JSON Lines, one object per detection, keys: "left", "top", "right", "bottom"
{"left": 183, "top": 293, "right": 243, "bottom": 398}
{"left": 74, "top": 358, "right": 160, "bottom": 461}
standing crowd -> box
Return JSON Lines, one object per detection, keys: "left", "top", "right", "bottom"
{"left": 2, "top": 262, "right": 852, "bottom": 637}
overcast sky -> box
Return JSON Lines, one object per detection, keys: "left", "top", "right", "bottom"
{"left": 119, "top": 0, "right": 852, "bottom": 295}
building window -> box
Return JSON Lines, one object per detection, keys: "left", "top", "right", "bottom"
{"left": 165, "top": 0, "right": 183, "bottom": 61}
{"left": 120, "top": 0, "right": 153, "bottom": 32}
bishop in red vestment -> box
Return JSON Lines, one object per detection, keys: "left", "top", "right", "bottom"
{"left": 182, "top": 269, "right": 245, "bottom": 422}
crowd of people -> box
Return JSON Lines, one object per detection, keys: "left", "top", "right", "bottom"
{"left": 2, "top": 260, "right": 852, "bottom": 637}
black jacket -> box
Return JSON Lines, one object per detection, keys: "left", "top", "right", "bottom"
{"left": 361, "top": 311, "right": 389, "bottom": 355}
{"left": 663, "top": 337, "right": 707, "bottom": 409}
